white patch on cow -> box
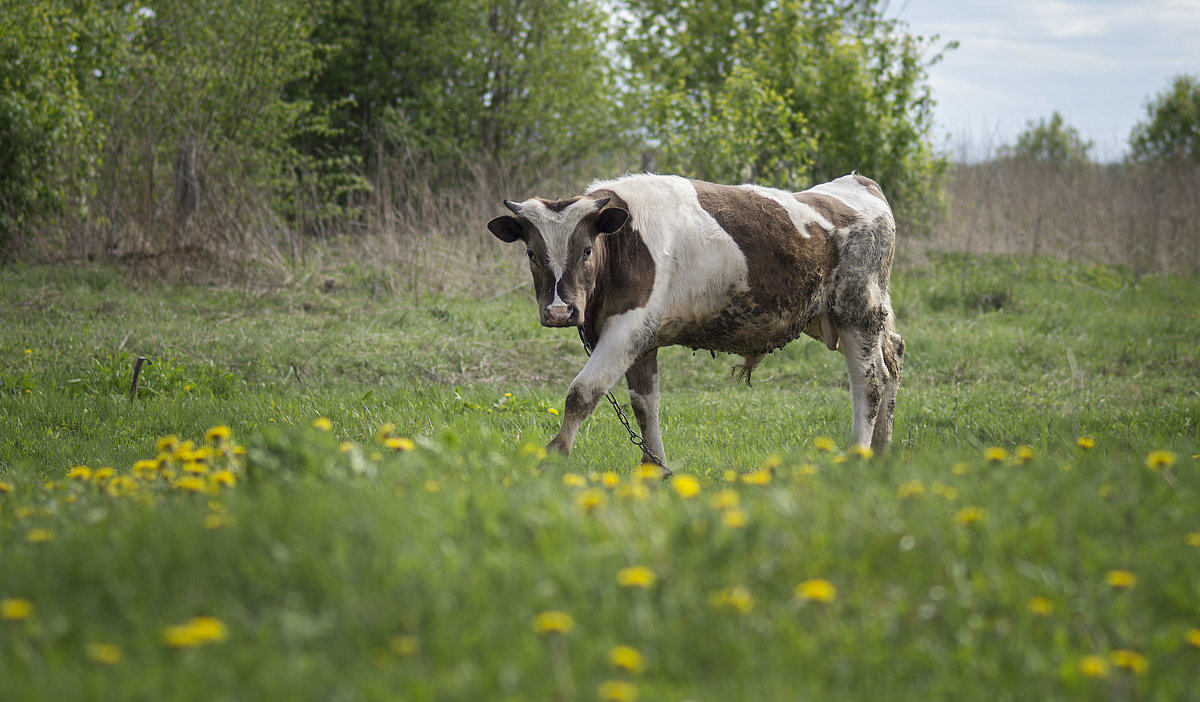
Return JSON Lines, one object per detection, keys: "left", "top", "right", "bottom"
{"left": 741, "top": 184, "right": 825, "bottom": 237}
{"left": 804, "top": 175, "right": 891, "bottom": 224}
{"left": 586, "top": 174, "right": 751, "bottom": 326}
{"left": 513, "top": 197, "right": 597, "bottom": 274}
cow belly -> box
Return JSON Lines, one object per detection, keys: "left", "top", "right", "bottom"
{"left": 655, "top": 291, "right": 817, "bottom": 356}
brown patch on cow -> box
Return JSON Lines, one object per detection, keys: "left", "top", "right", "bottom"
{"left": 853, "top": 175, "right": 888, "bottom": 202}
{"left": 538, "top": 196, "right": 583, "bottom": 213}
{"left": 691, "top": 180, "right": 837, "bottom": 320}
{"left": 793, "top": 192, "right": 860, "bottom": 229}
{"left": 581, "top": 190, "right": 656, "bottom": 339}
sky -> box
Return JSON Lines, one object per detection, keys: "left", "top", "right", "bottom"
{"left": 889, "top": 0, "right": 1200, "bottom": 161}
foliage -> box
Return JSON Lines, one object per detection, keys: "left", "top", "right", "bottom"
{"left": 623, "top": 0, "right": 952, "bottom": 229}
{"left": 1129, "top": 74, "right": 1200, "bottom": 165}
{"left": 1000, "top": 111, "right": 1093, "bottom": 165}
{"left": 1, "top": 260, "right": 1199, "bottom": 699}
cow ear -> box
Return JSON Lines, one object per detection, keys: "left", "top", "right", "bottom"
{"left": 595, "top": 207, "right": 629, "bottom": 235}
{"left": 487, "top": 215, "right": 524, "bottom": 243}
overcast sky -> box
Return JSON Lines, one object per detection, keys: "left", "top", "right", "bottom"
{"left": 889, "top": 0, "right": 1200, "bottom": 161}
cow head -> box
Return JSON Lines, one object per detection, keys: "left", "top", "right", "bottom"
{"left": 488, "top": 195, "right": 629, "bottom": 327}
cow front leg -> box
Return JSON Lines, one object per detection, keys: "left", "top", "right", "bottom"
{"left": 839, "top": 328, "right": 884, "bottom": 449}
{"left": 625, "top": 349, "right": 666, "bottom": 466}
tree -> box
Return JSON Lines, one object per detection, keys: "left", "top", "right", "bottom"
{"left": 1001, "top": 112, "right": 1092, "bottom": 164}
{"left": 1129, "top": 74, "right": 1200, "bottom": 165}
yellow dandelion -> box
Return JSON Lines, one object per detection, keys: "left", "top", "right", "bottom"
{"left": 576, "top": 489, "right": 607, "bottom": 513}
{"left": 1186, "top": 532, "right": 1200, "bottom": 548}
{"left": 813, "top": 436, "right": 836, "bottom": 452}
{"left": 561, "top": 473, "right": 588, "bottom": 488}
{"left": 1185, "top": 628, "right": 1200, "bottom": 649}
{"left": 709, "top": 585, "right": 754, "bottom": 614}
{"left": 722, "top": 509, "right": 747, "bottom": 528}
{"left": 931, "top": 482, "right": 958, "bottom": 500}
{"left": 338, "top": 441, "right": 354, "bottom": 452}
{"left": 204, "top": 513, "right": 232, "bottom": 529}
{"left": 761, "top": 454, "right": 783, "bottom": 470}
{"left": 616, "top": 565, "right": 657, "bottom": 588}
{"left": 794, "top": 463, "right": 818, "bottom": 476}
{"left": 423, "top": 480, "right": 440, "bottom": 493}
{"left": 163, "top": 616, "right": 228, "bottom": 648}
{"left": 389, "top": 635, "right": 419, "bottom": 657}
{"left": 1, "top": 598, "right": 34, "bottom": 620}
{"left": 0, "top": 480, "right": 13, "bottom": 494}
{"left": 1105, "top": 570, "right": 1137, "bottom": 589}
{"left": 209, "top": 470, "right": 237, "bottom": 488}
{"left": 312, "top": 417, "right": 332, "bottom": 432}
{"left": 984, "top": 447, "right": 1008, "bottom": 463}
{"left": 1077, "top": 436, "right": 1095, "bottom": 450}
{"left": 615, "top": 482, "right": 649, "bottom": 501}
{"left": 955, "top": 506, "right": 986, "bottom": 525}
{"left": 795, "top": 579, "right": 837, "bottom": 603}
{"left": 722, "top": 469, "right": 738, "bottom": 482}
{"left": 1110, "top": 649, "right": 1149, "bottom": 674}
{"left": 710, "top": 489, "right": 739, "bottom": 510}
{"left": 205, "top": 425, "right": 232, "bottom": 443}
{"left": 156, "top": 435, "right": 180, "bottom": 453}
{"left": 26, "top": 528, "right": 55, "bottom": 543}
{"left": 1145, "top": 450, "right": 1176, "bottom": 471}
{"left": 530, "top": 610, "right": 574, "bottom": 635}
{"left": 85, "top": 642, "right": 123, "bottom": 665}
{"left": 600, "top": 471, "right": 621, "bottom": 488}
{"left": 1014, "top": 445, "right": 1035, "bottom": 463}
{"left": 634, "top": 463, "right": 666, "bottom": 482}
{"left": 377, "top": 422, "right": 397, "bottom": 440}
{"left": 23, "top": 348, "right": 31, "bottom": 354}
{"left": 91, "top": 467, "right": 114, "bottom": 483}
{"left": 547, "top": 407, "right": 559, "bottom": 416}
{"left": 951, "top": 462, "right": 970, "bottom": 475}
{"left": 182, "top": 462, "right": 208, "bottom": 475}
{"left": 848, "top": 444, "right": 874, "bottom": 460}
{"left": 132, "top": 459, "right": 161, "bottom": 478}
{"left": 896, "top": 479, "right": 925, "bottom": 499}
{"left": 598, "top": 680, "right": 639, "bottom": 702}
{"left": 739, "top": 469, "right": 771, "bottom": 485}
{"left": 384, "top": 436, "right": 416, "bottom": 451}
{"left": 670, "top": 474, "right": 701, "bottom": 498}
{"left": 1079, "top": 655, "right": 1109, "bottom": 678}
{"left": 1027, "top": 596, "right": 1055, "bottom": 616}
{"left": 608, "top": 645, "right": 646, "bottom": 674}
{"left": 173, "top": 476, "right": 207, "bottom": 492}
{"left": 68, "top": 465, "right": 92, "bottom": 480}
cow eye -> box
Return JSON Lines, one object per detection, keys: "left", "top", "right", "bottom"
{"left": 582, "top": 247, "right": 592, "bottom": 259}
{"left": 526, "top": 250, "right": 535, "bottom": 261}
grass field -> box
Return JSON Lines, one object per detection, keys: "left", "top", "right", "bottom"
{"left": 2, "top": 255, "right": 1199, "bottom": 700}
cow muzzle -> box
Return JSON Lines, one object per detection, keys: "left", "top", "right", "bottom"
{"left": 544, "top": 303, "right": 580, "bottom": 327}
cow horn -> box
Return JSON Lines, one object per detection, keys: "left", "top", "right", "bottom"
{"left": 504, "top": 200, "right": 523, "bottom": 215}
{"left": 593, "top": 196, "right": 611, "bottom": 210}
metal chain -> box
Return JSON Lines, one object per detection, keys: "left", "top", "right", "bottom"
{"left": 576, "top": 327, "right": 666, "bottom": 468}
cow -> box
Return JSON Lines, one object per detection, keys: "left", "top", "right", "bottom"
{"left": 487, "top": 173, "right": 904, "bottom": 467}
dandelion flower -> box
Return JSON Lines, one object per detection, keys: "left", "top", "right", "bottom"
{"left": 600, "top": 471, "right": 621, "bottom": 488}
{"left": 722, "top": 509, "right": 747, "bottom": 528}
{"left": 576, "top": 489, "right": 607, "bottom": 514}
{"left": 91, "top": 467, "right": 115, "bottom": 483}
{"left": 86, "top": 642, "right": 123, "bottom": 665}
{"left": 1185, "top": 628, "right": 1200, "bottom": 649}
{"left": 616, "top": 565, "right": 657, "bottom": 588}
{"left": 955, "top": 506, "right": 986, "bottom": 525}
{"left": 710, "top": 489, "right": 740, "bottom": 511}
{"left": 1110, "top": 649, "right": 1149, "bottom": 674}
{"left": 210, "top": 470, "right": 237, "bottom": 488}
{"left": 423, "top": 480, "right": 440, "bottom": 493}
{"left": 1077, "top": 436, "right": 1095, "bottom": 450}
{"left": 670, "top": 474, "right": 701, "bottom": 498}
{"left": 848, "top": 444, "right": 874, "bottom": 460}
{"left": 951, "top": 462, "right": 970, "bottom": 475}
{"left": 0, "top": 480, "right": 13, "bottom": 494}
{"left": 1105, "top": 570, "right": 1137, "bottom": 589}
{"left": 598, "top": 680, "right": 639, "bottom": 702}
{"left": 608, "top": 645, "right": 646, "bottom": 674}
{"left": 761, "top": 454, "right": 783, "bottom": 470}
{"left": 1014, "top": 445, "right": 1035, "bottom": 463}
{"left": 634, "top": 463, "right": 665, "bottom": 482}
{"left": 530, "top": 610, "right": 574, "bottom": 635}
{"left": 813, "top": 436, "right": 836, "bottom": 452}
{"left": 1027, "top": 596, "right": 1055, "bottom": 616}
{"left": 1186, "top": 533, "right": 1200, "bottom": 548}
{"left": 547, "top": 407, "right": 559, "bottom": 416}
{"left": 156, "top": 435, "right": 180, "bottom": 453}
{"left": 984, "top": 447, "right": 1008, "bottom": 463}
{"left": 1, "top": 598, "right": 33, "bottom": 620}
{"left": 26, "top": 528, "right": 55, "bottom": 543}
{"left": 389, "top": 635, "right": 419, "bottom": 657}
{"left": 1145, "top": 450, "right": 1175, "bottom": 471}
{"left": 205, "top": 425, "right": 232, "bottom": 443}
{"left": 173, "top": 476, "right": 207, "bottom": 493}
{"left": 383, "top": 437, "right": 416, "bottom": 451}
{"left": 722, "top": 469, "right": 738, "bottom": 482}
{"left": 1079, "top": 655, "right": 1109, "bottom": 678}
{"left": 68, "top": 465, "right": 92, "bottom": 480}
{"left": 896, "top": 480, "right": 925, "bottom": 499}
{"left": 739, "top": 469, "right": 771, "bottom": 485}
{"left": 561, "top": 473, "right": 588, "bottom": 488}
{"left": 312, "top": 417, "right": 332, "bottom": 432}
{"left": 795, "top": 579, "right": 837, "bottom": 603}
{"left": 163, "top": 616, "right": 228, "bottom": 648}
{"left": 709, "top": 585, "right": 754, "bottom": 614}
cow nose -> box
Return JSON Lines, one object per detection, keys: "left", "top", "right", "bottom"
{"left": 546, "top": 304, "right": 572, "bottom": 324}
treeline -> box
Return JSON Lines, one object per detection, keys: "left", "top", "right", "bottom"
{"left": 0, "top": 0, "right": 950, "bottom": 263}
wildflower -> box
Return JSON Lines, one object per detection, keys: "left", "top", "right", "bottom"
{"left": 709, "top": 585, "right": 754, "bottom": 614}
{"left": 722, "top": 469, "right": 738, "bottom": 482}
{"left": 617, "top": 565, "right": 656, "bottom": 588}
{"left": 794, "top": 463, "right": 818, "bottom": 476}
{"left": 1027, "top": 596, "right": 1055, "bottom": 616}
{"left": 813, "top": 436, "right": 836, "bottom": 452}
{"left": 1079, "top": 655, "right": 1109, "bottom": 678}
{"left": 608, "top": 645, "right": 646, "bottom": 674}
{"left": 795, "top": 579, "right": 837, "bottom": 603}
{"left": 1145, "top": 450, "right": 1176, "bottom": 471}
{"left": 205, "top": 425, "right": 232, "bottom": 443}
{"left": 1014, "top": 445, "right": 1035, "bottom": 463}
{"left": 1185, "top": 628, "right": 1200, "bottom": 649}
{"left": 761, "top": 454, "right": 783, "bottom": 470}
{"left": 86, "top": 642, "right": 123, "bottom": 665}
{"left": 338, "top": 441, "right": 354, "bottom": 452}
{"left": 1186, "top": 533, "right": 1200, "bottom": 548}
{"left": 519, "top": 442, "right": 548, "bottom": 460}
{"left": 68, "top": 465, "right": 92, "bottom": 480}
{"left": 547, "top": 407, "right": 559, "bottom": 416}
{"left": 1105, "top": 570, "right": 1137, "bottom": 589}
{"left": 383, "top": 437, "right": 416, "bottom": 451}
{"left": 389, "top": 635, "right": 419, "bottom": 657}
{"left": 951, "top": 462, "right": 970, "bottom": 475}
{"left": 163, "top": 616, "right": 229, "bottom": 648}
{"left": 1110, "top": 649, "right": 1149, "bottom": 674}
{"left": 600, "top": 471, "right": 621, "bottom": 488}
{"left": 0, "top": 480, "right": 13, "bottom": 494}
{"left": 182, "top": 462, "right": 208, "bottom": 475}
{"left": 848, "top": 444, "right": 874, "bottom": 460}
{"left": 577, "top": 489, "right": 607, "bottom": 514}
{"left": 561, "top": 473, "right": 588, "bottom": 488}
{"left": 955, "top": 506, "right": 986, "bottom": 525}
{"left": 156, "top": 435, "right": 180, "bottom": 453}
{"left": 984, "top": 447, "right": 1008, "bottom": 463}
{"left": 616, "top": 482, "right": 649, "bottom": 501}
{"left": 26, "top": 528, "right": 55, "bottom": 543}
{"left": 106, "top": 475, "right": 139, "bottom": 497}
{"left": 423, "top": 480, "right": 440, "bottom": 493}
{"left": 634, "top": 463, "right": 665, "bottom": 482}
{"left": 377, "top": 423, "right": 397, "bottom": 440}
{"left": 530, "top": 610, "right": 574, "bottom": 635}
{"left": 24, "top": 349, "right": 31, "bottom": 354}
{"left": 91, "top": 467, "right": 114, "bottom": 483}
{"left": 598, "top": 680, "right": 639, "bottom": 702}
{"left": 896, "top": 480, "right": 925, "bottom": 499}
{"left": 671, "top": 474, "right": 701, "bottom": 498}
{"left": 710, "top": 489, "right": 739, "bottom": 511}
{"left": 173, "top": 476, "right": 207, "bottom": 492}
{"left": 210, "top": 470, "right": 237, "bottom": 488}
{"left": 132, "top": 459, "right": 161, "bottom": 478}
{"left": 1077, "top": 436, "right": 1095, "bottom": 450}
{"left": 722, "top": 509, "right": 747, "bottom": 528}
{"left": 312, "top": 417, "right": 332, "bottom": 432}
{"left": 740, "top": 469, "right": 771, "bottom": 485}
{"left": 205, "top": 513, "right": 232, "bottom": 529}
{"left": 931, "top": 482, "right": 958, "bottom": 500}
{"left": 1, "top": 598, "right": 33, "bottom": 620}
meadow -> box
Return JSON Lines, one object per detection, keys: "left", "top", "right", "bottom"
{"left": 1, "top": 252, "right": 1199, "bottom": 701}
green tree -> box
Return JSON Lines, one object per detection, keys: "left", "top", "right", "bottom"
{"left": 1129, "top": 74, "right": 1200, "bottom": 164}
{"left": 622, "top": 0, "right": 950, "bottom": 225}
{"left": 1001, "top": 111, "right": 1092, "bottom": 164}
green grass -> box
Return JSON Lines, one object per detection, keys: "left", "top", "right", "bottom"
{"left": 1, "top": 256, "right": 1198, "bottom": 700}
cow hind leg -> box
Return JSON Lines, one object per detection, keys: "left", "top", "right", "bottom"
{"left": 626, "top": 349, "right": 667, "bottom": 466}
{"left": 870, "top": 330, "right": 905, "bottom": 450}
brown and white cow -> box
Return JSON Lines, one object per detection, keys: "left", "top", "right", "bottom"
{"left": 488, "top": 173, "right": 904, "bottom": 466}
